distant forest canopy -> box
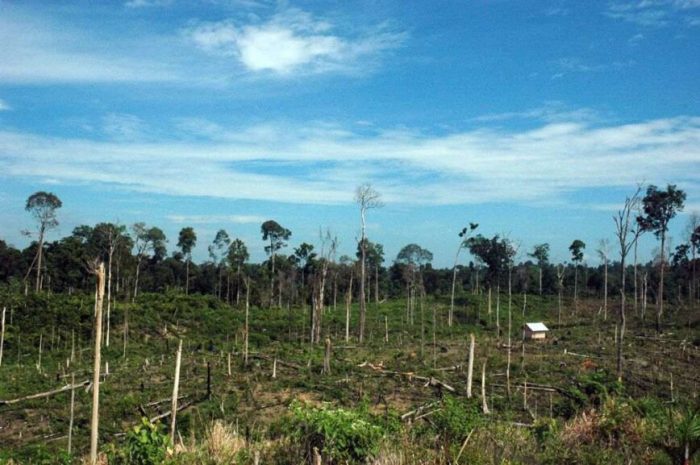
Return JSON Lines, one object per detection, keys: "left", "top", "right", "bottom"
{"left": 1, "top": 184, "right": 698, "bottom": 309}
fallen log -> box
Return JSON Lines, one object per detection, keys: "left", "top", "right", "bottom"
{"left": 0, "top": 379, "right": 91, "bottom": 405}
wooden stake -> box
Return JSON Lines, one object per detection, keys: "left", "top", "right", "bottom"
{"left": 0, "top": 307, "right": 5, "bottom": 367}
{"left": 244, "top": 278, "right": 250, "bottom": 366}
{"left": 384, "top": 315, "right": 388, "bottom": 344}
{"left": 170, "top": 339, "right": 183, "bottom": 443}
{"left": 37, "top": 332, "right": 43, "bottom": 372}
{"left": 68, "top": 372, "right": 75, "bottom": 454}
{"left": 466, "top": 333, "right": 475, "bottom": 398}
{"left": 481, "top": 360, "right": 490, "bottom": 415}
{"left": 90, "top": 261, "right": 106, "bottom": 465}
{"left": 272, "top": 358, "right": 277, "bottom": 379}
{"left": 323, "top": 337, "right": 332, "bottom": 375}
{"left": 227, "top": 353, "right": 232, "bottom": 377}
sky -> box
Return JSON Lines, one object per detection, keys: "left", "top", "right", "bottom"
{"left": 0, "top": 0, "right": 699, "bottom": 267}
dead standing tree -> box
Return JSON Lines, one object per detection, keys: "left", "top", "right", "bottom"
{"left": 449, "top": 223, "right": 478, "bottom": 327}
{"left": 311, "top": 229, "right": 338, "bottom": 344}
{"left": 355, "top": 184, "right": 383, "bottom": 343}
{"left": 89, "top": 260, "right": 106, "bottom": 465}
{"left": 613, "top": 186, "right": 643, "bottom": 381}
{"left": 597, "top": 239, "right": 611, "bottom": 321}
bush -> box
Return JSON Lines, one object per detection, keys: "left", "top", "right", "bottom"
{"left": 285, "top": 401, "right": 385, "bottom": 464}
{"left": 108, "top": 418, "right": 171, "bottom": 465}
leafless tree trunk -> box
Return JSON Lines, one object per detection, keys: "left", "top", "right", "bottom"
{"left": 614, "top": 187, "right": 641, "bottom": 380}
{"left": 323, "top": 337, "right": 331, "bottom": 375}
{"left": 244, "top": 278, "right": 250, "bottom": 366}
{"left": 345, "top": 272, "right": 354, "bottom": 343}
{"left": 481, "top": 360, "right": 490, "bottom": 415}
{"left": 466, "top": 333, "right": 475, "bottom": 398}
{"left": 0, "top": 307, "right": 5, "bottom": 367}
{"left": 170, "top": 339, "right": 183, "bottom": 443}
{"left": 68, "top": 372, "right": 75, "bottom": 454}
{"left": 90, "top": 261, "right": 106, "bottom": 465}
{"left": 355, "top": 184, "right": 382, "bottom": 343}
{"left": 556, "top": 265, "right": 565, "bottom": 325}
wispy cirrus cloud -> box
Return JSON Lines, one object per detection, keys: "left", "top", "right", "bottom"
{"left": 0, "top": 7, "right": 180, "bottom": 84}
{"left": 186, "top": 8, "right": 406, "bottom": 75}
{"left": 0, "top": 99, "right": 11, "bottom": 111}
{"left": 606, "top": 0, "right": 700, "bottom": 27}
{"left": 166, "top": 214, "right": 267, "bottom": 224}
{"left": 1, "top": 113, "right": 698, "bottom": 207}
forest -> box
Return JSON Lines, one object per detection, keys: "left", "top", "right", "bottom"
{"left": 0, "top": 183, "right": 699, "bottom": 465}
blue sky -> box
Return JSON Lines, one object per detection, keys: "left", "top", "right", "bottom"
{"left": 1, "top": 0, "right": 699, "bottom": 267}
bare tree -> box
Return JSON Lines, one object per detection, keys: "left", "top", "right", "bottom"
{"left": 613, "top": 186, "right": 643, "bottom": 380}
{"left": 597, "top": 239, "right": 611, "bottom": 321}
{"left": 449, "top": 223, "right": 478, "bottom": 327}
{"left": 354, "top": 184, "right": 383, "bottom": 343}
{"left": 311, "top": 229, "right": 338, "bottom": 344}
{"left": 89, "top": 260, "right": 106, "bottom": 465}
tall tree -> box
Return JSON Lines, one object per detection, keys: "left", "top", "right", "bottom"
{"left": 261, "top": 220, "right": 291, "bottom": 307}
{"left": 569, "top": 239, "right": 586, "bottom": 312}
{"left": 208, "top": 229, "right": 230, "bottom": 299}
{"left": 227, "top": 238, "right": 249, "bottom": 306}
{"left": 613, "top": 186, "right": 643, "bottom": 380}
{"left": 131, "top": 223, "right": 166, "bottom": 300}
{"left": 177, "top": 227, "right": 197, "bottom": 295}
{"left": 449, "top": 223, "right": 478, "bottom": 327}
{"left": 637, "top": 184, "right": 686, "bottom": 332}
{"left": 529, "top": 243, "right": 550, "bottom": 295}
{"left": 23, "top": 191, "right": 62, "bottom": 293}
{"left": 355, "top": 184, "right": 383, "bottom": 343}
{"left": 396, "top": 243, "right": 433, "bottom": 355}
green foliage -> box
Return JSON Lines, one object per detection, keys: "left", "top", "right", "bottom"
{"left": 431, "top": 395, "right": 482, "bottom": 461}
{"left": 285, "top": 401, "right": 385, "bottom": 464}
{"left": 108, "top": 418, "right": 171, "bottom": 465}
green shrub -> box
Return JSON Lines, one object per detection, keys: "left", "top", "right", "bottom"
{"left": 285, "top": 401, "right": 385, "bottom": 464}
{"left": 108, "top": 418, "right": 171, "bottom": 465}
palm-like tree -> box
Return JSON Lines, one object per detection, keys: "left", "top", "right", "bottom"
{"left": 651, "top": 406, "right": 700, "bottom": 465}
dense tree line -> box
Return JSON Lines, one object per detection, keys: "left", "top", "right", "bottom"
{"left": 2, "top": 186, "right": 699, "bottom": 316}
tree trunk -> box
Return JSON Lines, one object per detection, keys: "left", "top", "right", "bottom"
{"left": 481, "top": 361, "right": 490, "bottom": 415}
{"left": 449, "top": 247, "right": 461, "bottom": 327}
{"left": 133, "top": 259, "right": 141, "bottom": 302}
{"left": 185, "top": 258, "right": 190, "bottom": 295}
{"left": 466, "top": 333, "right": 475, "bottom": 398}
{"left": 617, "top": 255, "right": 626, "bottom": 380}
{"left": 603, "top": 259, "right": 608, "bottom": 321}
{"left": 657, "top": 233, "right": 666, "bottom": 333}
{"left": 170, "top": 339, "right": 183, "bottom": 443}
{"left": 538, "top": 266, "right": 543, "bottom": 295}
{"left": 359, "top": 240, "right": 366, "bottom": 343}
{"left": 35, "top": 225, "right": 45, "bottom": 293}
{"left": 90, "top": 262, "right": 106, "bottom": 465}
{"left": 345, "top": 273, "right": 353, "bottom": 343}
{"left": 0, "top": 307, "right": 5, "bottom": 367}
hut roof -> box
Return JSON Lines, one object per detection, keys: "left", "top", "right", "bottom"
{"left": 524, "top": 322, "right": 548, "bottom": 332}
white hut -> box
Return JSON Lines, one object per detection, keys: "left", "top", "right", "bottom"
{"left": 523, "top": 322, "right": 549, "bottom": 340}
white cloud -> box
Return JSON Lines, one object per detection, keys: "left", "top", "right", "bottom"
{"left": 166, "top": 214, "right": 267, "bottom": 224}
{"left": 1, "top": 114, "right": 698, "bottom": 207}
{"left": 0, "top": 7, "right": 180, "bottom": 84}
{"left": 0, "top": 99, "right": 10, "bottom": 111}
{"left": 606, "top": 0, "right": 700, "bottom": 27}
{"left": 102, "top": 113, "right": 149, "bottom": 140}
{"left": 125, "top": 0, "right": 173, "bottom": 7}
{"left": 187, "top": 9, "right": 405, "bottom": 75}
